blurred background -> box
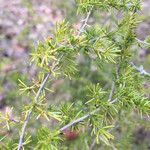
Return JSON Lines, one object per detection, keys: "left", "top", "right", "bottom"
{"left": 0, "top": 0, "right": 150, "bottom": 149}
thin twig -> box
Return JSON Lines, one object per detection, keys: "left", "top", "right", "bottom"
{"left": 59, "top": 98, "right": 118, "bottom": 132}
{"left": 35, "top": 73, "right": 51, "bottom": 102}
{"left": 89, "top": 139, "right": 96, "bottom": 150}
{"left": 109, "top": 98, "right": 118, "bottom": 104}
{"left": 59, "top": 108, "right": 100, "bottom": 132}
{"left": 108, "top": 63, "right": 120, "bottom": 101}
{"left": 17, "top": 73, "right": 51, "bottom": 150}
{"left": 108, "top": 81, "right": 115, "bottom": 101}
{"left": 17, "top": 110, "right": 32, "bottom": 150}
{"left": 77, "top": 6, "right": 93, "bottom": 37}
{"left": 135, "top": 38, "right": 150, "bottom": 46}
{"left": 115, "top": 64, "right": 120, "bottom": 79}
{"left": 17, "top": 7, "right": 93, "bottom": 150}
{"left": 129, "top": 62, "right": 150, "bottom": 77}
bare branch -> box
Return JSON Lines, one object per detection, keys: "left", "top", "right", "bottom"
{"left": 109, "top": 98, "right": 118, "bottom": 104}
{"left": 17, "top": 110, "right": 32, "bottom": 150}
{"left": 17, "top": 73, "right": 50, "bottom": 150}
{"left": 108, "top": 81, "right": 115, "bottom": 101}
{"left": 77, "top": 6, "right": 93, "bottom": 37}
{"left": 59, "top": 108, "right": 100, "bottom": 132}
{"left": 129, "top": 62, "right": 150, "bottom": 77}
{"left": 89, "top": 139, "right": 96, "bottom": 150}
{"left": 135, "top": 38, "right": 150, "bottom": 46}
{"left": 108, "top": 64, "right": 120, "bottom": 101}
{"left": 59, "top": 98, "right": 118, "bottom": 132}
{"left": 35, "top": 73, "right": 51, "bottom": 102}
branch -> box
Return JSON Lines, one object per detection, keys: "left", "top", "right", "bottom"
{"left": 59, "top": 108, "right": 100, "bottom": 132}
{"left": 89, "top": 139, "right": 96, "bottom": 150}
{"left": 17, "top": 73, "right": 50, "bottom": 150}
{"left": 129, "top": 62, "right": 150, "bottom": 77}
{"left": 108, "top": 64, "right": 120, "bottom": 101}
{"left": 77, "top": 6, "right": 93, "bottom": 37}
{"left": 135, "top": 38, "right": 150, "bottom": 46}
{"left": 108, "top": 81, "right": 115, "bottom": 101}
{"left": 59, "top": 98, "right": 118, "bottom": 132}
{"left": 17, "top": 7, "right": 93, "bottom": 150}
{"left": 17, "top": 110, "right": 32, "bottom": 150}
{"left": 60, "top": 58, "right": 119, "bottom": 132}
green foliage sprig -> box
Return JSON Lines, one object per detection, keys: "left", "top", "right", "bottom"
{"left": 0, "top": 0, "right": 150, "bottom": 149}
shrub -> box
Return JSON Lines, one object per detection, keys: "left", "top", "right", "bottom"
{"left": 0, "top": 0, "right": 150, "bottom": 149}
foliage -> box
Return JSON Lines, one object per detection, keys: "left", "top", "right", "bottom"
{"left": 0, "top": 0, "right": 150, "bottom": 149}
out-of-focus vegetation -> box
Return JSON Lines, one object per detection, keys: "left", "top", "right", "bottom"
{"left": 0, "top": 0, "right": 150, "bottom": 149}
